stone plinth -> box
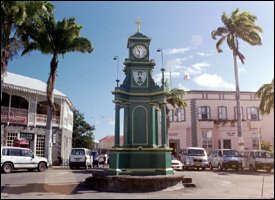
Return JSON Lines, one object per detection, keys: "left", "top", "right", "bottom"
{"left": 85, "top": 173, "right": 185, "bottom": 192}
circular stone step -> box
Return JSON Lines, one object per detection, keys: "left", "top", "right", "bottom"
{"left": 85, "top": 173, "right": 185, "bottom": 192}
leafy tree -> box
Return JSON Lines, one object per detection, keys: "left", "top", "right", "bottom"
{"left": 260, "top": 141, "right": 274, "bottom": 154}
{"left": 211, "top": 8, "right": 262, "bottom": 150}
{"left": 1, "top": 1, "right": 53, "bottom": 77}
{"left": 256, "top": 78, "right": 274, "bottom": 114}
{"left": 22, "top": 16, "right": 93, "bottom": 166}
{"left": 73, "top": 111, "right": 95, "bottom": 150}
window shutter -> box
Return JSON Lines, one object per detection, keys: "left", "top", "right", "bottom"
{"left": 247, "top": 108, "right": 251, "bottom": 120}
{"left": 198, "top": 107, "right": 202, "bottom": 120}
{"left": 207, "top": 106, "right": 211, "bottom": 119}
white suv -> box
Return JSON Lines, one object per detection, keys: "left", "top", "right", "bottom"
{"left": 1, "top": 146, "right": 49, "bottom": 173}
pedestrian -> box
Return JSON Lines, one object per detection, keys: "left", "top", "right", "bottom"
{"left": 103, "top": 153, "right": 108, "bottom": 168}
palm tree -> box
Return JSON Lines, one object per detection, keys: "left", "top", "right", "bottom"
{"left": 165, "top": 88, "right": 187, "bottom": 132}
{"left": 211, "top": 8, "right": 262, "bottom": 150}
{"left": 256, "top": 78, "right": 274, "bottom": 114}
{"left": 1, "top": 1, "right": 53, "bottom": 77}
{"left": 22, "top": 16, "right": 93, "bottom": 166}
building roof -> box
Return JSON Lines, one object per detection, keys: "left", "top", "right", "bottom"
{"left": 3, "top": 72, "right": 65, "bottom": 97}
{"left": 3, "top": 72, "right": 75, "bottom": 110}
{"left": 99, "top": 135, "right": 124, "bottom": 142}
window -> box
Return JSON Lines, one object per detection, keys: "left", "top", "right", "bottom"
{"left": 198, "top": 106, "right": 210, "bottom": 120}
{"left": 218, "top": 106, "right": 227, "bottom": 120}
{"left": 203, "top": 140, "right": 213, "bottom": 149}
{"left": 52, "top": 132, "right": 56, "bottom": 144}
{"left": 234, "top": 106, "right": 244, "bottom": 120}
{"left": 202, "top": 130, "right": 213, "bottom": 149}
{"left": 7, "top": 133, "right": 18, "bottom": 146}
{"left": 168, "top": 109, "right": 173, "bottom": 122}
{"left": 247, "top": 107, "right": 262, "bottom": 121}
{"left": 21, "top": 149, "right": 33, "bottom": 157}
{"left": 36, "top": 134, "right": 45, "bottom": 157}
{"left": 252, "top": 139, "right": 259, "bottom": 148}
{"left": 176, "top": 108, "right": 185, "bottom": 122}
{"left": 223, "top": 139, "right": 231, "bottom": 149}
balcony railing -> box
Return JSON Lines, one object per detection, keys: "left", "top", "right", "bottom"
{"left": 1, "top": 106, "right": 60, "bottom": 127}
{"left": 1, "top": 106, "right": 28, "bottom": 125}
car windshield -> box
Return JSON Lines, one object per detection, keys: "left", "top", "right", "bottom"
{"left": 188, "top": 149, "right": 205, "bottom": 156}
{"left": 223, "top": 150, "right": 239, "bottom": 157}
{"left": 255, "top": 151, "right": 272, "bottom": 158}
{"left": 71, "top": 149, "right": 85, "bottom": 155}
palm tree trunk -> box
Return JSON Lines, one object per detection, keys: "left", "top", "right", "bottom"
{"left": 233, "top": 52, "right": 244, "bottom": 151}
{"left": 45, "top": 52, "right": 58, "bottom": 167}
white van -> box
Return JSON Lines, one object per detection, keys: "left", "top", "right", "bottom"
{"left": 241, "top": 150, "right": 274, "bottom": 172}
{"left": 69, "top": 148, "right": 93, "bottom": 169}
{"left": 180, "top": 147, "right": 208, "bottom": 170}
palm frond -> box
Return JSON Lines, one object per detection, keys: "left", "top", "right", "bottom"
{"left": 256, "top": 79, "right": 274, "bottom": 114}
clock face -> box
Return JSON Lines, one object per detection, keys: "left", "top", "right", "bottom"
{"left": 132, "top": 45, "right": 148, "bottom": 59}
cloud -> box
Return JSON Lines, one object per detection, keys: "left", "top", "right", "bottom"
{"left": 196, "top": 52, "right": 212, "bottom": 57}
{"left": 193, "top": 73, "right": 235, "bottom": 89}
{"left": 178, "top": 83, "right": 190, "bottom": 91}
{"left": 153, "top": 71, "right": 181, "bottom": 85}
{"left": 185, "top": 61, "right": 210, "bottom": 75}
{"left": 164, "top": 47, "right": 190, "bottom": 55}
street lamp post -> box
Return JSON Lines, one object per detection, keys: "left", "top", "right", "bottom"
{"left": 114, "top": 56, "right": 120, "bottom": 87}
{"left": 157, "top": 48, "right": 165, "bottom": 86}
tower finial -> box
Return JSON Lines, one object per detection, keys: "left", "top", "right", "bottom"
{"left": 135, "top": 17, "right": 142, "bottom": 33}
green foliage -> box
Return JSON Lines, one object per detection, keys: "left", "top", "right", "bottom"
{"left": 211, "top": 8, "right": 262, "bottom": 64}
{"left": 256, "top": 78, "right": 274, "bottom": 114}
{"left": 165, "top": 88, "right": 187, "bottom": 128}
{"left": 72, "top": 110, "right": 95, "bottom": 149}
{"left": 1, "top": 1, "right": 54, "bottom": 76}
{"left": 261, "top": 141, "right": 274, "bottom": 153}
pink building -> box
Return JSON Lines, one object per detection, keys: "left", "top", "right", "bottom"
{"left": 167, "top": 90, "right": 274, "bottom": 157}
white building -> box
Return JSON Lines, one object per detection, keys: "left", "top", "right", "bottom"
{"left": 1, "top": 72, "right": 75, "bottom": 165}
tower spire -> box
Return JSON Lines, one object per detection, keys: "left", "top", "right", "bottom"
{"left": 135, "top": 17, "right": 142, "bottom": 33}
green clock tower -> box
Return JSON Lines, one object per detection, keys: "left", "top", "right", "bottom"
{"left": 109, "top": 20, "right": 173, "bottom": 175}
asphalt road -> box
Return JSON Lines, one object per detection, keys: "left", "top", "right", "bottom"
{"left": 1, "top": 167, "right": 274, "bottom": 199}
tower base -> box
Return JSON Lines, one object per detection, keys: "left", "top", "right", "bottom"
{"left": 108, "top": 147, "right": 173, "bottom": 176}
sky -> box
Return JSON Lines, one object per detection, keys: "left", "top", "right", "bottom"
{"left": 7, "top": 1, "right": 274, "bottom": 141}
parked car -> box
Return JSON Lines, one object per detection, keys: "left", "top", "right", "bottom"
{"left": 69, "top": 148, "right": 93, "bottom": 169}
{"left": 1, "top": 146, "right": 49, "bottom": 173}
{"left": 171, "top": 155, "right": 183, "bottom": 171}
{"left": 208, "top": 149, "right": 243, "bottom": 171}
{"left": 240, "top": 150, "right": 274, "bottom": 172}
{"left": 180, "top": 147, "right": 208, "bottom": 170}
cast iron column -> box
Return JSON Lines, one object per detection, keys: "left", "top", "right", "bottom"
{"left": 114, "top": 103, "right": 120, "bottom": 147}
{"left": 161, "top": 103, "right": 167, "bottom": 147}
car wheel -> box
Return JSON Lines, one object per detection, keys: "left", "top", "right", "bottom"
{"left": 218, "top": 164, "right": 222, "bottom": 171}
{"left": 202, "top": 167, "right": 205, "bottom": 171}
{"left": 3, "top": 163, "right": 13, "bottom": 173}
{"left": 266, "top": 168, "right": 272, "bottom": 173}
{"left": 249, "top": 165, "right": 254, "bottom": 171}
{"left": 209, "top": 163, "right": 213, "bottom": 171}
{"left": 38, "top": 162, "right": 47, "bottom": 172}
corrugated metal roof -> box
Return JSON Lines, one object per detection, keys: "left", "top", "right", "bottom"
{"left": 3, "top": 72, "right": 66, "bottom": 97}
